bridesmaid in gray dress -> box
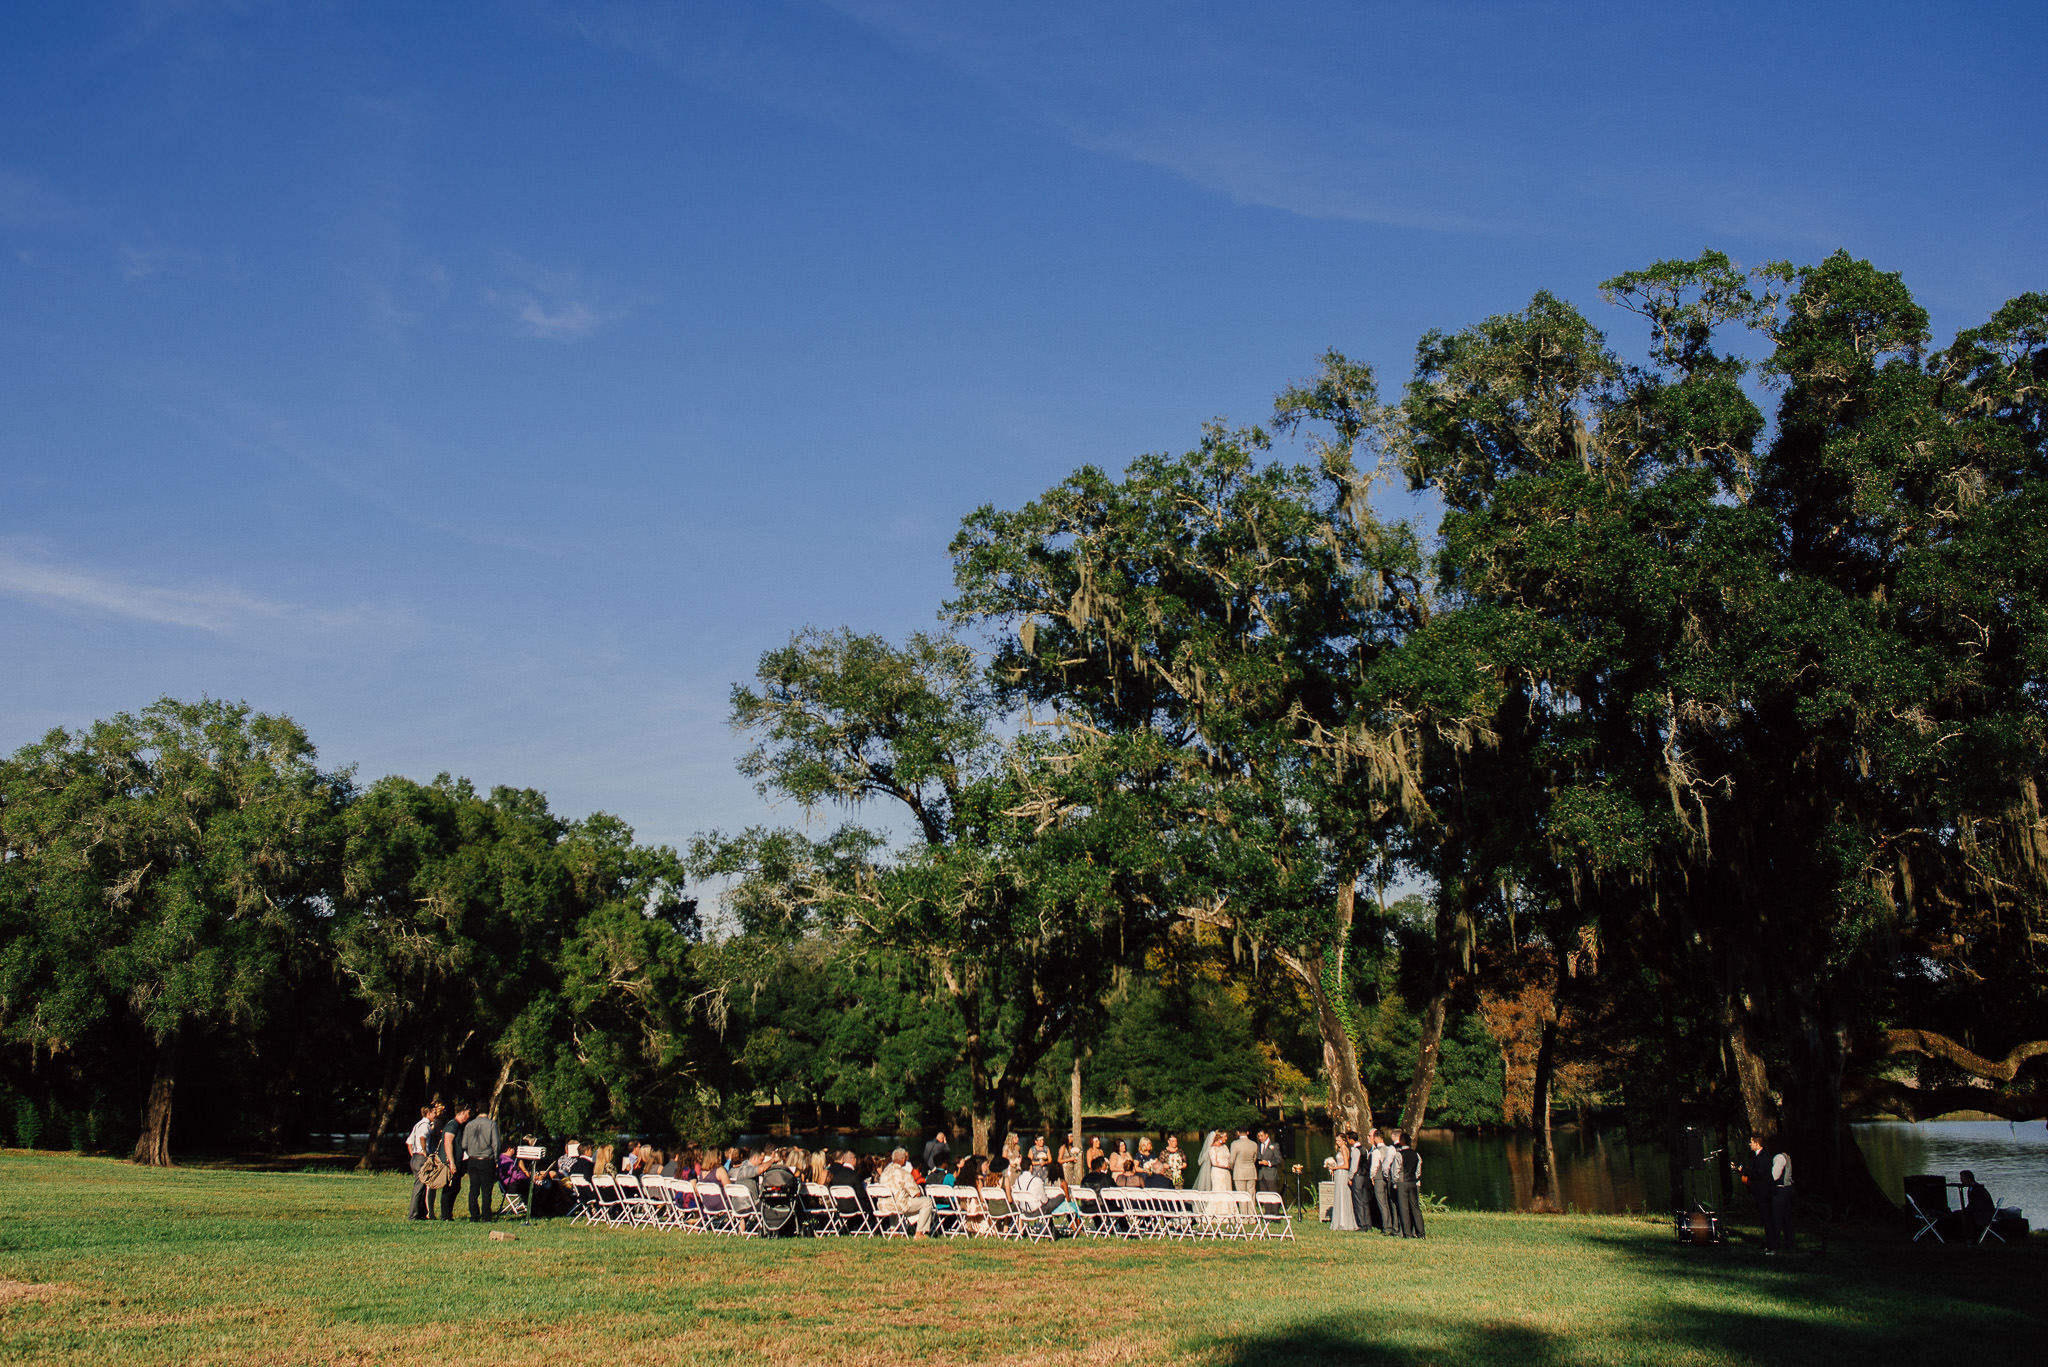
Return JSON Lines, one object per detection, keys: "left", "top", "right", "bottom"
{"left": 1328, "top": 1134, "right": 1359, "bottom": 1230}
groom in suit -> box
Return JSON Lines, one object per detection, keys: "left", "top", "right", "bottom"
{"left": 1254, "top": 1129, "right": 1284, "bottom": 1193}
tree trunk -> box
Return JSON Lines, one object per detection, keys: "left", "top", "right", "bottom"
{"left": 1402, "top": 988, "right": 1449, "bottom": 1134}
{"left": 1401, "top": 878, "right": 1473, "bottom": 1134}
{"left": 1775, "top": 1004, "right": 1890, "bottom": 1218}
{"left": 1070, "top": 1053, "right": 1082, "bottom": 1158}
{"left": 1306, "top": 963, "right": 1372, "bottom": 1135}
{"left": 487, "top": 1055, "right": 514, "bottom": 1119}
{"left": 1275, "top": 877, "right": 1374, "bottom": 1135}
{"left": 358, "top": 1044, "right": 418, "bottom": 1172}
{"left": 1530, "top": 1018, "right": 1559, "bottom": 1212}
{"left": 1720, "top": 991, "right": 1777, "bottom": 1137}
{"left": 132, "top": 1030, "right": 180, "bottom": 1167}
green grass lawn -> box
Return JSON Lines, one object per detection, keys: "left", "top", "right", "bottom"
{"left": 0, "top": 1152, "right": 2038, "bottom": 1365}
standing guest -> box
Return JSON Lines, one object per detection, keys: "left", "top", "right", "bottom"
{"left": 1002, "top": 1133, "right": 1024, "bottom": 1173}
{"left": 1327, "top": 1133, "right": 1359, "bottom": 1230}
{"left": 1369, "top": 1130, "right": 1398, "bottom": 1235}
{"left": 922, "top": 1130, "right": 953, "bottom": 1176}
{"left": 437, "top": 1103, "right": 470, "bottom": 1222}
{"left": 1392, "top": 1129, "right": 1424, "bottom": 1238}
{"left": 461, "top": 1102, "right": 502, "bottom": 1222}
{"left": 1229, "top": 1129, "right": 1260, "bottom": 1194}
{"left": 1736, "top": 1134, "right": 1793, "bottom": 1253}
{"left": 1137, "top": 1137, "right": 1155, "bottom": 1166}
{"left": 1057, "top": 1137, "right": 1080, "bottom": 1184}
{"left": 406, "top": 1103, "right": 440, "bottom": 1221}
{"left": 878, "top": 1148, "right": 933, "bottom": 1237}
{"left": 1163, "top": 1135, "right": 1187, "bottom": 1188}
{"left": 1029, "top": 1133, "right": 1052, "bottom": 1180}
{"left": 1255, "top": 1128, "right": 1284, "bottom": 1195}
{"left": 1084, "top": 1136, "right": 1105, "bottom": 1174}
{"left": 1207, "top": 1131, "right": 1234, "bottom": 1192}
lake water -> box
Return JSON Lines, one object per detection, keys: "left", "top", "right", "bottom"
{"left": 749, "top": 1119, "right": 2047, "bottom": 1218}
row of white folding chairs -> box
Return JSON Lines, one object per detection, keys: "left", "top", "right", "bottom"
{"left": 568, "top": 1173, "right": 915, "bottom": 1238}
{"left": 924, "top": 1184, "right": 1060, "bottom": 1242}
{"left": 563, "top": 1173, "right": 1288, "bottom": 1242}
{"left": 1071, "top": 1186, "right": 1294, "bottom": 1240}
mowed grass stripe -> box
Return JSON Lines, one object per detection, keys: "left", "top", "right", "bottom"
{"left": 0, "top": 1152, "right": 2039, "bottom": 1365}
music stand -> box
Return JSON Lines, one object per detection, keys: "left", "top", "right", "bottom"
{"left": 515, "top": 1144, "right": 547, "bottom": 1225}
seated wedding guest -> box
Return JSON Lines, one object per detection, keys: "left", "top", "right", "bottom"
{"left": 1010, "top": 1154, "right": 1079, "bottom": 1230}
{"left": 877, "top": 1148, "right": 933, "bottom": 1237}
{"left": 1114, "top": 1157, "right": 1144, "bottom": 1188}
{"left": 1080, "top": 1155, "right": 1116, "bottom": 1193}
{"left": 496, "top": 1144, "right": 530, "bottom": 1206}
{"left": 953, "top": 1155, "right": 983, "bottom": 1189}
{"left": 1142, "top": 1159, "right": 1175, "bottom": 1191}
{"left": 590, "top": 1143, "right": 616, "bottom": 1176}
{"left": 826, "top": 1150, "right": 873, "bottom": 1214}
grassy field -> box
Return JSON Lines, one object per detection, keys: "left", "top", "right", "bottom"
{"left": 0, "top": 1152, "right": 2038, "bottom": 1365}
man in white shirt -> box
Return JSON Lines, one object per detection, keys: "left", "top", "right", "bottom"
{"left": 1368, "top": 1130, "right": 1398, "bottom": 1236}
{"left": 405, "top": 1103, "right": 440, "bottom": 1221}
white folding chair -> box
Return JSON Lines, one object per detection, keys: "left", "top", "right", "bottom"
{"left": 926, "top": 1184, "right": 965, "bottom": 1237}
{"left": 977, "top": 1186, "right": 1022, "bottom": 1240}
{"left": 722, "top": 1181, "right": 766, "bottom": 1237}
{"left": 567, "top": 1173, "right": 600, "bottom": 1225}
{"left": 589, "top": 1174, "right": 629, "bottom": 1227}
{"left": 694, "top": 1180, "right": 735, "bottom": 1235}
{"left": 803, "top": 1182, "right": 842, "bottom": 1235}
{"left": 1256, "top": 1189, "right": 1295, "bottom": 1240}
{"left": 831, "top": 1185, "right": 876, "bottom": 1236}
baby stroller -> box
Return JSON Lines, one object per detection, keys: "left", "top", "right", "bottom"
{"left": 757, "top": 1165, "right": 807, "bottom": 1237}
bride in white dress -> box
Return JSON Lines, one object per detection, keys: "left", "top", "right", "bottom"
{"left": 1207, "top": 1131, "right": 1233, "bottom": 1192}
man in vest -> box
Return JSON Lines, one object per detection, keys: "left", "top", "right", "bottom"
{"left": 1368, "top": 1129, "right": 1398, "bottom": 1235}
{"left": 1739, "top": 1134, "right": 1793, "bottom": 1253}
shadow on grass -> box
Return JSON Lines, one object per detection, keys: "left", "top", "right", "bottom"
{"left": 1211, "top": 1321, "right": 1566, "bottom": 1367}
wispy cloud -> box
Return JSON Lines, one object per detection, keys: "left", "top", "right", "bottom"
{"left": 487, "top": 254, "right": 630, "bottom": 341}
{"left": 0, "top": 544, "right": 408, "bottom": 636}
{"left": 0, "top": 170, "right": 84, "bottom": 230}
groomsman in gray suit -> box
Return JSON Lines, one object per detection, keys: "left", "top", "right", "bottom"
{"left": 1369, "top": 1128, "right": 1399, "bottom": 1235}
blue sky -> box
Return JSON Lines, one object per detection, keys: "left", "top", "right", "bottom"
{"left": 4, "top": 1, "right": 2043, "bottom": 854}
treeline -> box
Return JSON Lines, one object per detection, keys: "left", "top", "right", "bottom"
{"left": 4, "top": 250, "right": 2044, "bottom": 1212}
